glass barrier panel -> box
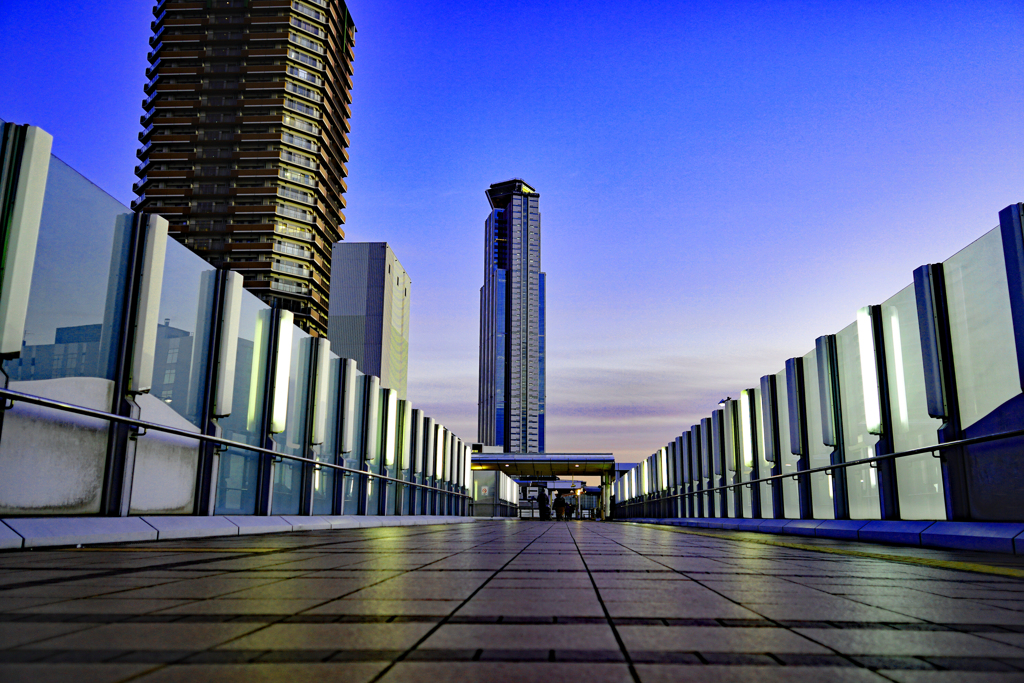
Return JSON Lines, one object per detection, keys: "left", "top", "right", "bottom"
{"left": 944, "top": 227, "right": 1020, "bottom": 429}
{"left": 310, "top": 352, "right": 341, "bottom": 515}
{"left": 881, "top": 284, "right": 945, "bottom": 519}
{"left": 1, "top": 157, "right": 131, "bottom": 515}
{"left": 803, "top": 349, "right": 835, "bottom": 519}
{"left": 341, "top": 367, "right": 365, "bottom": 515}
{"left": 271, "top": 327, "right": 311, "bottom": 515}
{"left": 214, "top": 293, "right": 271, "bottom": 515}
{"left": 738, "top": 394, "right": 754, "bottom": 518}
{"left": 365, "top": 384, "right": 384, "bottom": 514}
{"left": 723, "top": 414, "right": 737, "bottom": 517}
{"left": 836, "top": 320, "right": 881, "bottom": 519}
{"left": 130, "top": 238, "right": 217, "bottom": 515}
{"left": 700, "top": 419, "right": 712, "bottom": 516}
{"left": 753, "top": 387, "right": 774, "bottom": 518}
{"left": 776, "top": 369, "right": 799, "bottom": 518}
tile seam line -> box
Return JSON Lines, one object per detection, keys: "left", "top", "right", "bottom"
{"left": 365, "top": 521, "right": 558, "bottom": 683}
{"left": 567, "top": 522, "right": 642, "bottom": 683}
{"left": 88, "top": 521, "right": 528, "bottom": 683}
{"left": 585, "top": 525, "right": 871, "bottom": 668}
{"left": 282, "top": 520, "right": 546, "bottom": 619}
{"left": 623, "top": 523, "right": 1024, "bottom": 580}
{"left": 0, "top": 523, "right": 485, "bottom": 593}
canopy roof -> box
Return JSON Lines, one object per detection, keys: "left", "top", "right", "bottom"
{"left": 470, "top": 453, "right": 616, "bottom": 477}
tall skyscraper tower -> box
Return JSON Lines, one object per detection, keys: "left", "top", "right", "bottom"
{"left": 478, "top": 179, "right": 546, "bottom": 453}
{"left": 133, "top": 0, "right": 356, "bottom": 336}
{"left": 327, "top": 242, "right": 411, "bottom": 400}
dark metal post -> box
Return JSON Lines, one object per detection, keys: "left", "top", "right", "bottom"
{"left": 744, "top": 389, "right": 763, "bottom": 518}
{"left": 760, "top": 374, "right": 785, "bottom": 519}
{"left": 254, "top": 308, "right": 282, "bottom": 516}
{"left": 816, "top": 336, "right": 849, "bottom": 520}
{"left": 194, "top": 269, "right": 227, "bottom": 515}
{"left": 691, "top": 424, "right": 704, "bottom": 517}
{"left": 914, "top": 264, "right": 969, "bottom": 520}
{"left": 868, "top": 305, "right": 900, "bottom": 520}
{"left": 786, "top": 357, "right": 813, "bottom": 519}
{"left": 100, "top": 214, "right": 145, "bottom": 517}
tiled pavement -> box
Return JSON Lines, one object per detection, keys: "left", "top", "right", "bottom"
{"left": 1, "top": 521, "right": 1024, "bottom": 682}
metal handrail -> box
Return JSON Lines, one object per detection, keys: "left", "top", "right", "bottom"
{"left": 0, "top": 388, "right": 470, "bottom": 499}
{"left": 620, "top": 427, "right": 1024, "bottom": 503}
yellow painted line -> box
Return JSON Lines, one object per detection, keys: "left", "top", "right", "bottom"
{"left": 67, "top": 547, "right": 277, "bottom": 553}
{"left": 635, "top": 524, "right": 1024, "bottom": 580}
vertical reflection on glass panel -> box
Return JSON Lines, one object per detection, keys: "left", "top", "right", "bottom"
{"left": 0, "top": 157, "right": 130, "bottom": 515}
{"left": 342, "top": 369, "right": 365, "bottom": 515}
{"left": 214, "top": 293, "right": 271, "bottom": 516}
{"left": 776, "top": 370, "right": 799, "bottom": 518}
{"left": 130, "top": 239, "right": 216, "bottom": 515}
{"left": 882, "top": 285, "right": 945, "bottom": 519}
{"left": 837, "top": 321, "right": 881, "bottom": 520}
{"left": 311, "top": 353, "right": 341, "bottom": 516}
{"left": 944, "top": 227, "right": 1019, "bottom": 429}
{"left": 803, "top": 350, "right": 834, "bottom": 519}
{"left": 365, "top": 384, "right": 384, "bottom": 514}
{"left": 753, "top": 388, "right": 774, "bottom": 518}
{"left": 738, "top": 394, "right": 753, "bottom": 517}
{"left": 271, "top": 327, "right": 311, "bottom": 515}
{"left": 149, "top": 240, "right": 216, "bottom": 426}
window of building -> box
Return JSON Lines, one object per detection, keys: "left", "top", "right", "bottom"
{"left": 166, "top": 337, "right": 180, "bottom": 364}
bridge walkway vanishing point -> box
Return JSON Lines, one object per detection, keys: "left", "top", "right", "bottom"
{"left": 1, "top": 521, "right": 1024, "bottom": 682}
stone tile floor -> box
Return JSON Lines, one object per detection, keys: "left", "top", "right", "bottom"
{"left": 0, "top": 520, "right": 1023, "bottom": 681}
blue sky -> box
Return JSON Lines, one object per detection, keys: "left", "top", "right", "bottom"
{"left": 2, "top": 0, "right": 1023, "bottom": 462}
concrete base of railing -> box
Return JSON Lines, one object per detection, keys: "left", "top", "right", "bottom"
{"left": 0, "top": 515, "right": 479, "bottom": 549}
{"left": 623, "top": 518, "right": 1024, "bottom": 555}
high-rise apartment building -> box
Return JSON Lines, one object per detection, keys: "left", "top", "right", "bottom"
{"left": 133, "top": 0, "right": 356, "bottom": 336}
{"left": 478, "top": 180, "right": 546, "bottom": 453}
{"left": 327, "top": 243, "right": 411, "bottom": 400}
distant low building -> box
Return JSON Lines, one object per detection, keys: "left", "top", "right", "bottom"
{"left": 327, "top": 242, "right": 410, "bottom": 399}
{"left": 8, "top": 320, "right": 196, "bottom": 417}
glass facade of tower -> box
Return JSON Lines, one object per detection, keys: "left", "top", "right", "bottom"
{"left": 478, "top": 180, "right": 546, "bottom": 453}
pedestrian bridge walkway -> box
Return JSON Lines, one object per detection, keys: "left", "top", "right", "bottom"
{"left": 1, "top": 520, "right": 1024, "bottom": 682}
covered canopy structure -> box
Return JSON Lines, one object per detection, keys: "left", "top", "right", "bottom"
{"left": 470, "top": 453, "right": 617, "bottom": 516}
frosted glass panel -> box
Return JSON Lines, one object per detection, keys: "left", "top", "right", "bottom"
{"left": 836, "top": 321, "right": 881, "bottom": 519}
{"left": 365, "top": 385, "right": 384, "bottom": 514}
{"left": 311, "top": 353, "right": 341, "bottom": 516}
{"left": 944, "top": 227, "right": 1020, "bottom": 429}
{"left": 129, "top": 240, "right": 217, "bottom": 515}
{"left": 776, "top": 369, "right": 799, "bottom": 518}
{"left": 881, "top": 284, "right": 945, "bottom": 520}
{"left": 737, "top": 396, "right": 753, "bottom": 518}
{"left": 803, "top": 350, "right": 834, "bottom": 519}
{"left": 0, "top": 156, "right": 131, "bottom": 515}
{"left": 753, "top": 388, "right": 774, "bottom": 518}
{"left": 215, "top": 294, "right": 271, "bottom": 516}
{"left": 342, "top": 368, "right": 365, "bottom": 515}
{"left": 271, "top": 328, "right": 311, "bottom": 515}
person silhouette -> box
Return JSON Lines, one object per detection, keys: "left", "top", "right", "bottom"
{"left": 537, "top": 488, "right": 550, "bottom": 521}
{"left": 553, "top": 491, "right": 566, "bottom": 521}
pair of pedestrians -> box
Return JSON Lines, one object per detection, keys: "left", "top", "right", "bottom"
{"left": 536, "top": 489, "right": 573, "bottom": 521}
